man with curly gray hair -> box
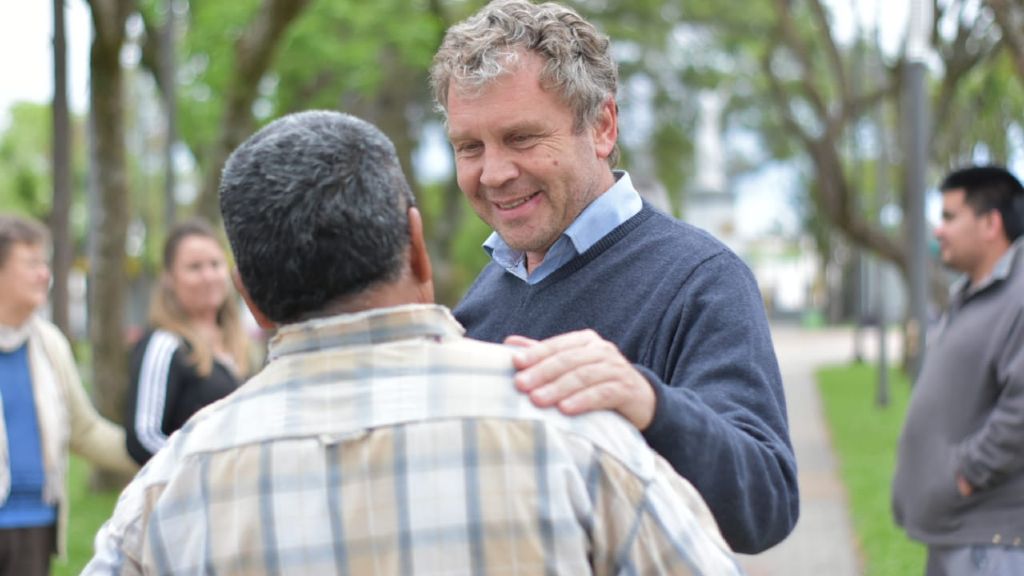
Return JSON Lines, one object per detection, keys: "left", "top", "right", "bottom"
{"left": 432, "top": 0, "right": 797, "bottom": 554}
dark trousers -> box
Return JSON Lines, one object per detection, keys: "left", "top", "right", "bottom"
{"left": 0, "top": 524, "right": 56, "bottom": 576}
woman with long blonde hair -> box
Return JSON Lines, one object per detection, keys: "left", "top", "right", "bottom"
{"left": 124, "top": 219, "right": 250, "bottom": 465}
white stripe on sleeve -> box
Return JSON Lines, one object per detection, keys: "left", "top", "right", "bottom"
{"left": 134, "top": 330, "right": 180, "bottom": 456}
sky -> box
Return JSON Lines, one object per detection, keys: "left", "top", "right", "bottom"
{"left": 0, "top": 1, "right": 92, "bottom": 123}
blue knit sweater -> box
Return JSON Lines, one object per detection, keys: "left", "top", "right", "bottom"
{"left": 455, "top": 204, "right": 798, "bottom": 553}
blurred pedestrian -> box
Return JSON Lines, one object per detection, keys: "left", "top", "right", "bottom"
{"left": 0, "top": 214, "right": 136, "bottom": 576}
{"left": 124, "top": 219, "right": 251, "bottom": 465}
{"left": 893, "top": 165, "right": 1024, "bottom": 575}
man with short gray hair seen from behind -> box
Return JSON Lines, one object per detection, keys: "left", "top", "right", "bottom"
{"left": 893, "top": 165, "right": 1024, "bottom": 575}
{"left": 431, "top": 0, "right": 796, "bottom": 553}
{"left": 83, "top": 110, "right": 744, "bottom": 575}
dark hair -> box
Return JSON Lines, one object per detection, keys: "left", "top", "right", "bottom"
{"left": 219, "top": 111, "right": 415, "bottom": 324}
{"left": 940, "top": 165, "right": 1024, "bottom": 242}
{"left": 0, "top": 213, "right": 49, "bottom": 269}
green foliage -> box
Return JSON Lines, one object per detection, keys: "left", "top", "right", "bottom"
{"left": 939, "top": 50, "right": 1024, "bottom": 165}
{"left": 53, "top": 457, "right": 121, "bottom": 576}
{"left": 0, "top": 102, "right": 90, "bottom": 255}
{"left": 415, "top": 179, "right": 491, "bottom": 305}
{"left": 817, "top": 363, "right": 926, "bottom": 576}
{"left": 652, "top": 113, "right": 695, "bottom": 215}
{"left": 178, "top": 0, "right": 453, "bottom": 156}
{"left": 0, "top": 103, "right": 53, "bottom": 218}
{"left": 158, "top": 0, "right": 764, "bottom": 290}
{"left": 177, "top": 0, "right": 263, "bottom": 158}
{"left": 577, "top": 0, "right": 674, "bottom": 45}
{"left": 448, "top": 210, "right": 492, "bottom": 289}
{"left": 278, "top": 0, "right": 444, "bottom": 110}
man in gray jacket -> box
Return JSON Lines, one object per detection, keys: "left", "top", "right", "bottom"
{"left": 893, "top": 165, "right": 1024, "bottom": 575}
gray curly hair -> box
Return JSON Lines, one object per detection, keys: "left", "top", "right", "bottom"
{"left": 430, "top": 0, "right": 619, "bottom": 166}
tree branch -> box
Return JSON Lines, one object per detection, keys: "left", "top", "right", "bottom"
{"left": 928, "top": 4, "right": 1000, "bottom": 162}
{"left": 807, "top": 0, "right": 850, "bottom": 104}
{"left": 987, "top": 0, "right": 1024, "bottom": 80}
{"left": 762, "top": 32, "right": 907, "bottom": 277}
{"left": 772, "top": 0, "right": 840, "bottom": 139}
{"left": 761, "top": 44, "right": 816, "bottom": 151}
{"left": 195, "top": 0, "right": 313, "bottom": 222}
{"left": 136, "top": 4, "right": 172, "bottom": 105}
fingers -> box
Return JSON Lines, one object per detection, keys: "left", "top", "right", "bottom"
{"left": 507, "top": 329, "right": 657, "bottom": 430}
{"left": 557, "top": 379, "right": 628, "bottom": 415}
{"left": 546, "top": 364, "right": 656, "bottom": 430}
{"left": 526, "top": 358, "right": 627, "bottom": 406}
{"left": 504, "top": 335, "right": 539, "bottom": 348}
{"left": 956, "top": 475, "right": 973, "bottom": 497}
{"left": 514, "top": 336, "right": 613, "bottom": 393}
{"left": 509, "top": 329, "right": 602, "bottom": 369}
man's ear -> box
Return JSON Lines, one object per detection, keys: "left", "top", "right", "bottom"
{"left": 407, "top": 206, "right": 435, "bottom": 303}
{"left": 232, "top": 268, "right": 276, "bottom": 329}
{"left": 982, "top": 210, "right": 1009, "bottom": 244}
{"left": 592, "top": 98, "right": 618, "bottom": 161}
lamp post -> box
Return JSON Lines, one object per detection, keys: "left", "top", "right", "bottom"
{"left": 904, "top": 0, "right": 931, "bottom": 378}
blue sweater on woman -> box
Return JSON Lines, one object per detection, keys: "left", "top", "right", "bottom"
{"left": 455, "top": 203, "right": 798, "bottom": 553}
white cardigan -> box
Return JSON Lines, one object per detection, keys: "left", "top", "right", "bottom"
{"left": 0, "top": 316, "right": 137, "bottom": 557}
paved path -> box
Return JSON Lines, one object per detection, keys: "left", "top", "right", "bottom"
{"left": 737, "top": 324, "right": 900, "bottom": 575}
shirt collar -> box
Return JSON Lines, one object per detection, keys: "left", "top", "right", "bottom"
{"left": 482, "top": 170, "right": 642, "bottom": 267}
{"left": 267, "top": 304, "right": 464, "bottom": 361}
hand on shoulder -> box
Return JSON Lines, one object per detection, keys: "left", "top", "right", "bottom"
{"left": 506, "top": 329, "right": 656, "bottom": 430}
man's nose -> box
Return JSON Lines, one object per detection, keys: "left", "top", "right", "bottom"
{"left": 479, "top": 147, "right": 518, "bottom": 189}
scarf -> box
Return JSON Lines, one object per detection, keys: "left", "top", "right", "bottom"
{"left": 0, "top": 316, "right": 69, "bottom": 506}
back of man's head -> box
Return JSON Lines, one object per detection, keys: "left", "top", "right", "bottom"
{"left": 219, "top": 111, "right": 416, "bottom": 324}
{"left": 940, "top": 165, "right": 1024, "bottom": 242}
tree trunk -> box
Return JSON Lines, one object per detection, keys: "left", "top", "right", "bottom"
{"left": 161, "top": 0, "right": 178, "bottom": 226}
{"left": 50, "top": 0, "right": 72, "bottom": 338}
{"left": 86, "top": 0, "right": 132, "bottom": 433}
{"left": 194, "top": 0, "right": 312, "bottom": 223}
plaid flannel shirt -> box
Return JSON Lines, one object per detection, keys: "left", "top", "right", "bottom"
{"left": 84, "top": 304, "right": 742, "bottom": 575}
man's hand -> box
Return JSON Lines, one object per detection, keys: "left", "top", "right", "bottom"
{"left": 956, "top": 474, "right": 974, "bottom": 497}
{"left": 506, "top": 329, "right": 656, "bottom": 430}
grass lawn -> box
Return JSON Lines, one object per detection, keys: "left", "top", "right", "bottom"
{"left": 53, "top": 457, "right": 121, "bottom": 576}
{"left": 817, "top": 363, "right": 926, "bottom": 576}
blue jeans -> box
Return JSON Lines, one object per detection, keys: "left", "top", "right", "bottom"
{"left": 926, "top": 545, "right": 1024, "bottom": 576}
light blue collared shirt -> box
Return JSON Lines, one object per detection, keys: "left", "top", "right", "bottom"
{"left": 483, "top": 171, "right": 644, "bottom": 284}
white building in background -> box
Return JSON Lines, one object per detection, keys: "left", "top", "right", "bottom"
{"left": 686, "top": 91, "right": 740, "bottom": 253}
{"left": 684, "top": 90, "right": 822, "bottom": 318}
{"left": 748, "top": 235, "right": 821, "bottom": 316}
